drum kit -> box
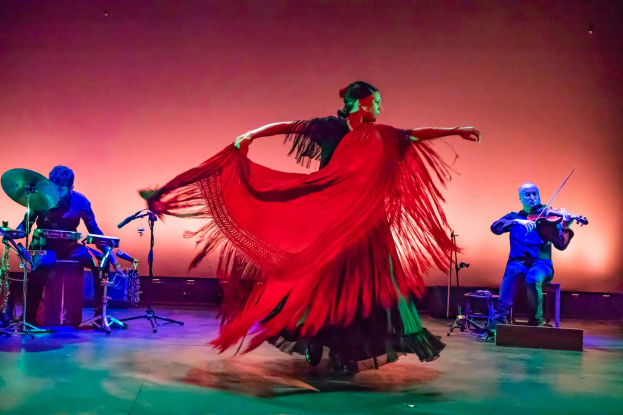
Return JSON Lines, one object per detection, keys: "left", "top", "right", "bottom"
{"left": 0, "top": 168, "right": 139, "bottom": 337}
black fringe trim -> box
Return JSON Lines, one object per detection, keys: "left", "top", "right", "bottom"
{"left": 283, "top": 120, "right": 323, "bottom": 168}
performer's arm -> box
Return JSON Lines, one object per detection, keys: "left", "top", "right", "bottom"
{"left": 490, "top": 213, "right": 520, "bottom": 235}
{"left": 16, "top": 211, "right": 38, "bottom": 234}
{"left": 552, "top": 210, "right": 575, "bottom": 250}
{"left": 409, "top": 127, "right": 481, "bottom": 143}
{"left": 552, "top": 227, "right": 574, "bottom": 250}
{"left": 81, "top": 202, "right": 109, "bottom": 251}
{"left": 234, "top": 122, "right": 295, "bottom": 149}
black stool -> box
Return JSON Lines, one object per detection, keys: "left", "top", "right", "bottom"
{"left": 464, "top": 291, "right": 497, "bottom": 326}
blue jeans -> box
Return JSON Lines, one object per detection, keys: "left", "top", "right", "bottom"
{"left": 490, "top": 260, "right": 554, "bottom": 328}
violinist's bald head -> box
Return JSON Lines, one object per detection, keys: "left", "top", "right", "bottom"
{"left": 518, "top": 182, "right": 538, "bottom": 195}
{"left": 518, "top": 182, "right": 541, "bottom": 211}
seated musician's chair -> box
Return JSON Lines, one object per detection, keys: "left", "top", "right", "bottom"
{"left": 543, "top": 282, "right": 561, "bottom": 328}
{"left": 510, "top": 282, "right": 561, "bottom": 328}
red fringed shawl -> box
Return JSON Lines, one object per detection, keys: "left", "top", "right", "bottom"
{"left": 143, "top": 122, "right": 455, "bottom": 352}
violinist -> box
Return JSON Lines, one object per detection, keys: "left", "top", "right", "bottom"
{"left": 480, "top": 182, "right": 575, "bottom": 342}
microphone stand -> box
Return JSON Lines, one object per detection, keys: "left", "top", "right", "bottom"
{"left": 446, "top": 232, "right": 483, "bottom": 336}
{"left": 120, "top": 211, "right": 184, "bottom": 332}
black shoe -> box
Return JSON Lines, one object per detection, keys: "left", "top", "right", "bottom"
{"left": 334, "top": 362, "right": 357, "bottom": 376}
{"left": 327, "top": 350, "right": 357, "bottom": 376}
{"left": 528, "top": 318, "right": 545, "bottom": 327}
{"left": 477, "top": 330, "right": 495, "bottom": 343}
{"left": 305, "top": 343, "right": 323, "bottom": 367}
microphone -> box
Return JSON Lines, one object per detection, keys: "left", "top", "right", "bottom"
{"left": 118, "top": 209, "right": 144, "bottom": 229}
{"left": 16, "top": 242, "right": 34, "bottom": 268}
{"left": 116, "top": 249, "right": 136, "bottom": 262}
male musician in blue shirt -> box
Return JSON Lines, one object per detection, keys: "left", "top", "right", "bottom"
{"left": 480, "top": 182, "right": 575, "bottom": 342}
{"left": 17, "top": 165, "right": 112, "bottom": 321}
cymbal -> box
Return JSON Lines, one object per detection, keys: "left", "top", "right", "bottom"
{"left": 1, "top": 168, "right": 59, "bottom": 210}
{"left": 0, "top": 226, "right": 25, "bottom": 240}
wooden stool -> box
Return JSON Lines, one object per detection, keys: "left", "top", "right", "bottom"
{"left": 543, "top": 282, "right": 561, "bottom": 328}
{"left": 510, "top": 282, "right": 561, "bottom": 328}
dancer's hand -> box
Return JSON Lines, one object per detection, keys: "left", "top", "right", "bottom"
{"left": 457, "top": 127, "right": 481, "bottom": 143}
{"left": 235, "top": 131, "right": 254, "bottom": 149}
{"left": 514, "top": 219, "right": 536, "bottom": 234}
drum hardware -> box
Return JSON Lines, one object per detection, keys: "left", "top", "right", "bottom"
{"left": 1, "top": 223, "right": 26, "bottom": 240}
{"left": 118, "top": 210, "right": 184, "bottom": 332}
{"left": 1, "top": 168, "right": 58, "bottom": 338}
{"left": 116, "top": 250, "right": 141, "bottom": 307}
{"left": 33, "top": 229, "right": 82, "bottom": 248}
{"left": 1, "top": 227, "right": 11, "bottom": 336}
{"left": 79, "top": 234, "right": 127, "bottom": 334}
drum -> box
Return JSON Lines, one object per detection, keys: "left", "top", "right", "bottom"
{"left": 32, "top": 229, "right": 82, "bottom": 248}
{"left": 31, "top": 260, "right": 84, "bottom": 328}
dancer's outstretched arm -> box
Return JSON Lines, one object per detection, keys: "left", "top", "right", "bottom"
{"left": 234, "top": 122, "right": 294, "bottom": 149}
{"left": 410, "top": 127, "right": 481, "bottom": 143}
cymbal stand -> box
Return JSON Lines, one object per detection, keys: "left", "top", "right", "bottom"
{"left": 80, "top": 248, "right": 127, "bottom": 334}
{"left": 13, "top": 189, "right": 52, "bottom": 338}
{"left": 447, "top": 232, "right": 483, "bottom": 336}
{"left": 0, "top": 238, "right": 11, "bottom": 336}
{"left": 120, "top": 212, "right": 184, "bottom": 333}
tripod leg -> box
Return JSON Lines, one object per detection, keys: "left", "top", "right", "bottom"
{"left": 80, "top": 315, "right": 104, "bottom": 331}
{"left": 147, "top": 316, "right": 157, "bottom": 333}
{"left": 447, "top": 317, "right": 461, "bottom": 336}
{"left": 152, "top": 315, "right": 184, "bottom": 326}
{"left": 107, "top": 316, "right": 128, "bottom": 329}
{"left": 119, "top": 314, "right": 149, "bottom": 322}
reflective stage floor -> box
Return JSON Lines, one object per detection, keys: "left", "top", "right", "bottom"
{"left": 0, "top": 307, "right": 622, "bottom": 415}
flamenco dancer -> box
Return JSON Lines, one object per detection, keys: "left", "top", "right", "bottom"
{"left": 143, "top": 81, "right": 480, "bottom": 374}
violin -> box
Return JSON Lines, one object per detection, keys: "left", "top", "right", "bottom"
{"left": 524, "top": 168, "right": 588, "bottom": 248}
{"left": 527, "top": 207, "right": 588, "bottom": 249}
{"left": 527, "top": 207, "right": 589, "bottom": 227}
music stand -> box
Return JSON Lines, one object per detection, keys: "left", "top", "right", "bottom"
{"left": 120, "top": 212, "right": 184, "bottom": 333}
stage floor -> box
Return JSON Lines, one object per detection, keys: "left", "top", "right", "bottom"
{"left": 0, "top": 307, "right": 622, "bottom": 415}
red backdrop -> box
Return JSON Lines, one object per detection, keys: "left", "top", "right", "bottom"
{"left": 2, "top": 1, "right": 622, "bottom": 292}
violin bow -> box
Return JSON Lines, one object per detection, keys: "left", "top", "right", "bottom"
{"left": 532, "top": 167, "right": 576, "bottom": 223}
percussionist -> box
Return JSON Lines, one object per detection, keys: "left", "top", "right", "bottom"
{"left": 17, "top": 165, "right": 113, "bottom": 320}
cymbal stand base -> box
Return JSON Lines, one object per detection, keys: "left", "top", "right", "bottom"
{"left": 79, "top": 269, "right": 127, "bottom": 334}
{"left": 12, "top": 321, "right": 54, "bottom": 339}
{"left": 80, "top": 314, "right": 127, "bottom": 335}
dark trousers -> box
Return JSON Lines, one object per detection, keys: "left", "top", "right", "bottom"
{"left": 490, "top": 260, "right": 554, "bottom": 328}
{"left": 26, "top": 243, "right": 102, "bottom": 323}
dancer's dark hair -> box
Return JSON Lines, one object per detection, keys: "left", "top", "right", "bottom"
{"left": 338, "top": 81, "right": 378, "bottom": 118}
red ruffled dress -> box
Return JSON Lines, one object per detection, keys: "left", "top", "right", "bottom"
{"left": 144, "top": 115, "right": 455, "bottom": 372}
